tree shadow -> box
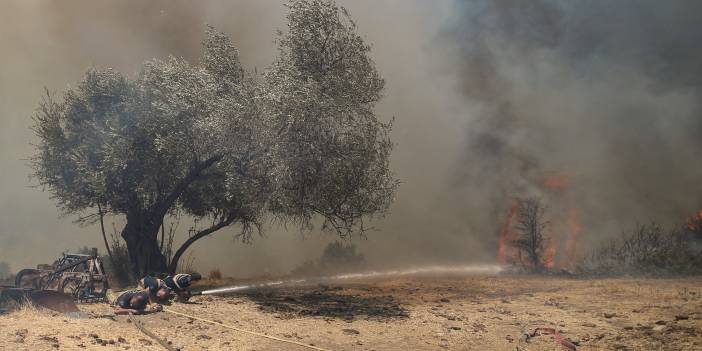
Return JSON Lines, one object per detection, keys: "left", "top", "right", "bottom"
{"left": 244, "top": 287, "right": 409, "bottom": 321}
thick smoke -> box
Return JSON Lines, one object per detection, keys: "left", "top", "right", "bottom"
{"left": 1, "top": 1, "right": 698, "bottom": 276}
{"left": 1, "top": 1, "right": 470, "bottom": 275}
{"left": 0, "top": 0, "right": 289, "bottom": 275}
{"left": 447, "top": 0, "right": 702, "bottom": 251}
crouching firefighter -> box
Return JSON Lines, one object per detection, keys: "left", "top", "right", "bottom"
{"left": 113, "top": 289, "right": 163, "bottom": 315}
{"left": 138, "top": 275, "right": 172, "bottom": 303}
{"left": 164, "top": 272, "right": 202, "bottom": 302}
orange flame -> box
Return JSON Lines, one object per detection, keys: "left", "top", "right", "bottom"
{"left": 559, "top": 208, "right": 583, "bottom": 269}
{"left": 544, "top": 172, "right": 574, "bottom": 191}
{"left": 542, "top": 227, "right": 558, "bottom": 269}
{"left": 687, "top": 209, "right": 702, "bottom": 231}
{"left": 498, "top": 200, "right": 519, "bottom": 264}
{"left": 496, "top": 171, "right": 584, "bottom": 271}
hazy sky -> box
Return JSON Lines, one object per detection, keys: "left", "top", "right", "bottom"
{"left": 0, "top": 1, "right": 472, "bottom": 276}
{"left": 1, "top": 1, "right": 700, "bottom": 276}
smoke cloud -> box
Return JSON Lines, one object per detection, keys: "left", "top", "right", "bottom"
{"left": 445, "top": 0, "right": 702, "bottom": 254}
{"left": 1, "top": 1, "right": 699, "bottom": 276}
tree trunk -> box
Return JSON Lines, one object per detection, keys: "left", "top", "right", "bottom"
{"left": 116, "top": 155, "right": 225, "bottom": 277}
{"left": 97, "top": 203, "right": 114, "bottom": 261}
{"left": 121, "top": 215, "right": 168, "bottom": 278}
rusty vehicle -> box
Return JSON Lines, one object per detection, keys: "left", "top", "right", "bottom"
{"left": 14, "top": 249, "right": 109, "bottom": 303}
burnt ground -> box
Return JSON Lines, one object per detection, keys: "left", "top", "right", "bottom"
{"left": 244, "top": 285, "right": 409, "bottom": 321}
{"left": 0, "top": 275, "right": 701, "bottom": 350}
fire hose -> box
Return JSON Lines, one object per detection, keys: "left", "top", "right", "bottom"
{"left": 129, "top": 314, "right": 178, "bottom": 351}
{"left": 163, "top": 307, "right": 333, "bottom": 351}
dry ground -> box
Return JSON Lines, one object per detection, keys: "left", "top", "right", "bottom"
{"left": 1, "top": 275, "right": 701, "bottom": 350}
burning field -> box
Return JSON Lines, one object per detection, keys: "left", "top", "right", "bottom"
{"left": 3, "top": 1, "right": 702, "bottom": 350}
{"left": 1, "top": 272, "right": 702, "bottom": 350}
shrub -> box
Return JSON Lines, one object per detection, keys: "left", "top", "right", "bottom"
{"left": 179, "top": 251, "right": 198, "bottom": 274}
{"left": 292, "top": 242, "right": 366, "bottom": 276}
{"left": 208, "top": 269, "right": 222, "bottom": 280}
{"left": 319, "top": 242, "right": 366, "bottom": 268}
{"left": 103, "top": 232, "right": 133, "bottom": 288}
{"left": 578, "top": 222, "right": 702, "bottom": 276}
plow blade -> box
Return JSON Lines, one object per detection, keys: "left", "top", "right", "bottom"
{"left": 1, "top": 287, "right": 78, "bottom": 313}
{"left": 29, "top": 290, "right": 79, "bottom": 313}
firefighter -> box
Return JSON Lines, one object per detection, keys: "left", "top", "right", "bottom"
{"left": 138, "top": 275, "right": 172, "bottom": 302}
{"left": 164, "top": 272, "right": 202, "bottom": 301}
{"left": 113, "top": 289, "right": 163, "bottom": 315}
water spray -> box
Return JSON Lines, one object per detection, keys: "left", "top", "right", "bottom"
{"left": 193, "top": 280, "right": 287, "bottom": 296}
{"left": 194, "top": 264, "right": 503, "bottom": 296}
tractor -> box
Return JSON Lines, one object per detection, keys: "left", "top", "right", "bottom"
{"left": 14, "top": 248, "right": 109, "bottom": 303}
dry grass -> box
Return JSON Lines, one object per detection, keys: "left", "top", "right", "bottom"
{"left": 1, "top": 276, "right": 701, "bottom": 350}
{"left": 208, "top": 268, "right": 222, "bottom": 280}
{"left": 0, "top": 294, "right": 42, "bottom": 315}
{"left": 10, "top": 299, "right": 42, "bottom": 318}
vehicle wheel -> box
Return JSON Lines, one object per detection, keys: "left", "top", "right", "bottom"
{"left": 15, "top": 269, "right": 41, "bottom": 288}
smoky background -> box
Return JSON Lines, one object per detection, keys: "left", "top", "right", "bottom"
{"left": 1, "top": 0, "right": 699, "bottom": 276}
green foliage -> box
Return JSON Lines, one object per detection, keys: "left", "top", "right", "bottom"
{"left": 30, "top": 0, "right": 397, "bottom": 274}
{"left": 264, "top": 0, "right": 396, "bottom": 235}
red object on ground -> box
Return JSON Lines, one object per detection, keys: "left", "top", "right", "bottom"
{"left": 528, "top": 327, "right": 577, "bottom": 351}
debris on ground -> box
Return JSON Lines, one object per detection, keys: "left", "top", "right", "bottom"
{"left": 524, "top": 327, "right": 577, "bottom": 350}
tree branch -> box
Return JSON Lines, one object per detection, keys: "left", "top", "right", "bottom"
{"left": 151, "top": 154, "right": 223, "bottom": 228}
{"left": 167, "top": 213, "right": 237, "bottom": 273}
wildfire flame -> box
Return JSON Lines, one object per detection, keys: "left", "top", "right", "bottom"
{"left": 498, "top": 200, "right": 519, "bottom": 264}
{"left": 497, "top": 172, "right": 583, "bottom": 271}
{"left": 542, "top": 226, "right": 558, "bottom": 269}
{"left": 543, "top": 172, "right": 573, "bottom": 190}
{"left": 686, "top": 209, "right": 702, "bottom": 232}
{"left": 560, "top": 208, "right": 582, "bottom": 269}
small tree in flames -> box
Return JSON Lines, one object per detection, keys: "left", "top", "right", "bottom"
{"left": 512, "top": 197, "right": 549, "bottom": 272}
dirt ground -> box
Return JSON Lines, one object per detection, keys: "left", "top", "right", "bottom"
{"left": 1, "top": 275, "right": 701, "bottom": 350}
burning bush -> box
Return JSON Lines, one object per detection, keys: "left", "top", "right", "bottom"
{"left": 498, "top": 172, "right": 584, "bottom": 272}
{"left": 509, "top": 198, "right": 552, "bottom": 272}
{"left": 578, "top": 222, "right": 702, "bottom": 276}
{"left": 686, "top": 210, "right": 702, "bottom": 238}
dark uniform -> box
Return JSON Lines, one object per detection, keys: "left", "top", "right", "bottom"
{"left": 164, "top": 273, "right": 198, "bottom": 292}
{"left": 139, "top": 276, "right": 167, "bottom": 294}
{"left": 115, "top": 290, "right": 150, "bottom": 310}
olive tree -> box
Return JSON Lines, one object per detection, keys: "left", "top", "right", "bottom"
{"left": 31, "top": 0, "right": 397, "bottom": 276}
